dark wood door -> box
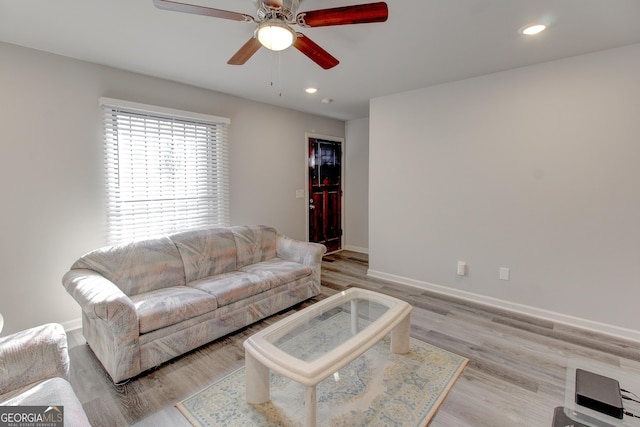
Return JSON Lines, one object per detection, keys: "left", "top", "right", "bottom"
{"left": 308, "top": 137, "right": 342, "bottom": 253}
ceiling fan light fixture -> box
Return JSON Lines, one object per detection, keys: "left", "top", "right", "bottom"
{"left": 256, "top": 20, "right": 296, "bottom": 51}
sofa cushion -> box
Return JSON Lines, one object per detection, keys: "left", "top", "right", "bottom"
{"left": 170, "top": 227, "right": 237, "bottom": 282}
{"left": 71, "top": 236, "right": 185, "bottom": 296}
{"left": 232, "top": 225, "right": 277, "bottom": 268}
{"left": 188, "top": 271, "right": 271, "bottom": 307}
{"left": 240, "top": 258, "right": 312, "bottom": 289}
{"left": 131, "top": 287, "right": 218, "bottom": 334}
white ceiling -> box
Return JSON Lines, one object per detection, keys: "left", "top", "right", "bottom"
{"left": 2, "top": 0, "right": 640, "bottom": 121}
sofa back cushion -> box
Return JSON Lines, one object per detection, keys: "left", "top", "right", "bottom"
{"left": 170, "top": 227, "right": 238, "bottom": 282}
{"left": 231, "top": 225, "right": 277, "bottom": 268}
{"left": 70, "top": 237, "right": 185, "bottom": 296}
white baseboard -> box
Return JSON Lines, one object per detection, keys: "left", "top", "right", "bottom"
{"left": 343, "top": 245, "right": 369, "bottom": 254}
{"left": 367, "top": 269, "right": 640, "bottom": 344}
{"left": 61, "top": 317, "right": 82, "bottom": 332}
{"left": 62, "top": 269, "right": 640, "bottom": 342}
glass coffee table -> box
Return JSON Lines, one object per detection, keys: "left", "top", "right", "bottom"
{"left": 243, "top": 287, "right": 412, "bottom": 427}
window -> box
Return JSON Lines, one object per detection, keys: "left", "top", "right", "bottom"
{"left": 100, "top": 98, "right": 230, "bottom": 244}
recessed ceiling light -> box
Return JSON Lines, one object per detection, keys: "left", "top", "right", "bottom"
{"left": 520, "top": 24, "right": 547, "bottom": 35}
{"left": 305, "top": 87, "right": 318, "bottom": 94}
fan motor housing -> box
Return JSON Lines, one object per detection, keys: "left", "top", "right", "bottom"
{"left": 254, "top": 0, "right": 299, "bottom": 21}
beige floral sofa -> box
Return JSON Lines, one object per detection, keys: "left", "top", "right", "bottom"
{"left": 62, "top": 225, "right": 326, "bottom": 383}
{"left": 0, "top": 323, "right": 92, "bottom": 426}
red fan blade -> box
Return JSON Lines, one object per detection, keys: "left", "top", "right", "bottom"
{"left": 227, "top": 37, "right": 263, "bottom": 65}
{"left": 153, "top": 0, "right": 253, "bottom": 22}
{"left": 293, "top": 33, "right": 339, "bottom": 70}
{"left": 296, "top": 2, "right": 387, "bottom": 28}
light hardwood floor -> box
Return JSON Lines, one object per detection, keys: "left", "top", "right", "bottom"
{"left": 68, "top": 251, "right": 640, "bottom": 426}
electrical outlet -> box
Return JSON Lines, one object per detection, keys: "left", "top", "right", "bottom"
{"left": 499, "top": 267, "right": 510, "bottom": 281}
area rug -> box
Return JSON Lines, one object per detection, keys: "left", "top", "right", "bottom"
{"left": 176, "top": 317, "right": 468, "bottom": 427}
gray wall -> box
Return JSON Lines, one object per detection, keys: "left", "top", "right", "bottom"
{"left": 369, "top": 44, "right": 640, "bottom": 340}
{"left": 344, "top": 118, "right": 370, "bottom": 252}
{"left": 0, "top": 41, "right": 344, "bottom": 335}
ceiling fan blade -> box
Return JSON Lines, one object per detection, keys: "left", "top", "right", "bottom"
{"left": 227, "top": 37, "right": 263, "bottom": 65}
{"left": 153, "top": 0, "right": 253, "bottom": 22}
{"left": 293, "top": 33, "right": 339, "bottom": 70}
{"left": 296, "top": 2, "right": 388, "bottom": 28}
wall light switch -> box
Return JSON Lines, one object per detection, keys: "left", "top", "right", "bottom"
{"left": 457, "top": 261, "right": 466, "bottom": 276}
{"left": 499, "top": 267, "right": 510, "bottom": 281}
{"left": 295, "top": 189, "right": 304, "bottom": 199}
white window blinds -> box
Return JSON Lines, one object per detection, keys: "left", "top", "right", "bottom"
{"left": 100, "top": 98, "right": 230, "bottom": 244}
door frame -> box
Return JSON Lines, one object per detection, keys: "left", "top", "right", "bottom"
{"left": 304, "top": 132, "right": 345, "bottom": 250}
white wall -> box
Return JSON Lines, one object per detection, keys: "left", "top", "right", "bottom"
{"left": 0, "top": 42, "right": 344, "bottom": 335}
{"left": 369, "top": 44, "right": 640, "bottom": 340}
{"left": 344, "top": 118, "right": 369, "bottom": 252}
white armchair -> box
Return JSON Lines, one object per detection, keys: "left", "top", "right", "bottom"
{"left": 0, "top": 323, "right": 91, "bottom": 426}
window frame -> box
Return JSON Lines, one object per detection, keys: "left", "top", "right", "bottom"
{"left": 99, "top": 97, "right": 230, "bottom": 244}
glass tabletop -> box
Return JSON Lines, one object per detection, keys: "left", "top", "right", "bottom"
{"left": 267, "top": 298, "right": 389, "bottom": 362}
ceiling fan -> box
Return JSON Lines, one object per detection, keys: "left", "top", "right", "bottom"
{"left": 153, "top": 0, "right": 388, "bottom": 69}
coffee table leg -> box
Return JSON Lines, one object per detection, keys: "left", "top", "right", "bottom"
{"left": 305, "top": 385, "right": 317, "bottom": 427}
{"left": 350, "top": 299, "right": 359, "bottom": 334}
{"left": 245, "top": 351, "right": 270, "bottom": 404}
{"left": 391, "top": 314, "right": 411, "bottom": 354}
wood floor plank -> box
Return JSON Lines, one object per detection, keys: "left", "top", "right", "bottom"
{"left": 67, "top": 251, "right": 640, "bottom": 426}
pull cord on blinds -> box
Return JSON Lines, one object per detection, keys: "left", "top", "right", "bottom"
{"left": 99, "top": 97, "right": 230, "bottom": 244}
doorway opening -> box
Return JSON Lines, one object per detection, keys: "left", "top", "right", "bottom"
{"left": 306, "top": 134, "right": 343, "bottom": 253}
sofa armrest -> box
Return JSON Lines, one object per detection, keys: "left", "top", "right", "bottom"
{"left": 276, "top": 235, "right": 327, "bottom": 266}
{"left": 62, "top": 269, "right": 139, "bottom": 342}
{"left": 0, "top": 323, "right": 69, "bottom": 395}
